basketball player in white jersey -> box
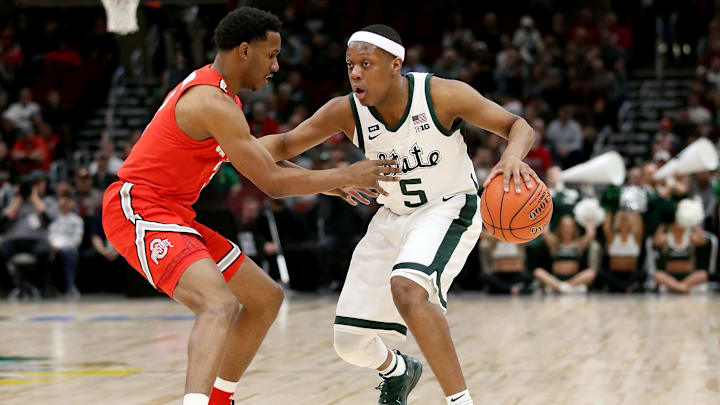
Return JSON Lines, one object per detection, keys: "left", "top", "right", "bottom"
{"left": 260, "top": 25, "right": 538, "bottom": 404}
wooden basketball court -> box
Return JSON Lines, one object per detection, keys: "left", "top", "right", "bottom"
{"left": 2, "top": 293, "right": 719, "bottom": 404}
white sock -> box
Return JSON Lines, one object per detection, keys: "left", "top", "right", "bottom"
{"left": 213, "top": 377, "right": 238, "bottom": 393}
{"left": 183, "top": 393, "right": 209, "bottom": 405}
{"left": 379, "top": 351, "right": 406, "bottom": 378}
{"left": 446, "top": 389, "right": 473, "bottom": 405}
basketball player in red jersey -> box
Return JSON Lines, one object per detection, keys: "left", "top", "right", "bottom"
{"left": 102, "top": 8, "right": 399, "bottom": 405}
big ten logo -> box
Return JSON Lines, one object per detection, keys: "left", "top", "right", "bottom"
{"left": 530, "top": 224, "right": 545, "bottom": 235}
{"left": 528, "top": 191, "right": 550, "bottom": 221}
{"left": 414, "top": 123, "right": 430, "bottom": 133}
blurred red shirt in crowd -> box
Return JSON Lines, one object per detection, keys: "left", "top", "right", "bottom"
{"left": 10, "top": 132, "right": 49, "bottom": 175}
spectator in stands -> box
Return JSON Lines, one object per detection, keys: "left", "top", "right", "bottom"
{"left": 33, "top": 172, "right": 59, "bottom": 221}
{"left": 121, "top": 128, "right": 142, "bottom": 159}
{"left": 275, "top": 82, "right": 296, "bottom": 124}
{"left": 571, "top": 7, "right": 599, "bottom": 45}
{"left": 48, "top": 189, "right": 83, "bottom": 298}
{"left": 10, "top": 128, "right": 49, "bottom": 176}
{"left": 546, "top": 105, "right": 583, "bottom": 168}
{"left": 523, "top": 118, "right": 553, "bottom": 179}
{"left": 588, "top": 57, "right": 622, "bottom": 104}
{"left": 0, "top": 175, "right": 52, "bottom": 294}
{"left": 74, "top": 168, "right": 102, "bottom": 219}
{"left": 88, "top": 210, "right": 118, "bottom": 264}
{"left": 89, "top": 139, "right": 123, "bottom": 175}
{"left": 2, "top": 88, "right": 40, "bottom": 135}
{"left": 598, "top": 210, "right": 646, "bottom": 293}
{"left": 0, "top": 27, "right": 23, "bottom": 70}
{"left": 432, "top": 48, "right": 462, "bottom": 80}
{"left": 705, "top": 56, "right": 720, "bottom": 90}
{"left": 513, "top": 16, "right": 543, "bottom": 63}
{"left": 236, "top": 197, "right": 267, "bottom": 265}
{"left": 653, "top": 221, "right": 708, "bottom": 293}
{"left": 0, "top": 140, "right": 8, "bottom": 174}
{"left": 533, "top": 215, "right": 597, "bottom": 293}
{"left": 494, "top": 47, "right": 526, "bottom": 97}
{"left": 603, "top": 12, "right": 632, "bottom": 51}
{"left": 580, "top": 125, "right": 597, "bottom": 161}
{"left": 401, "top": 45, "right": 429, "bottom": 74}
{"left": 687, "top": 94, "right": 711, "bottom": 125}
{"left": 262, "top": 198, "right": 318, "bottom": 288}
{"left": 540, "top": 68, "right": 565, "bottom": 113}
{"left": 45, "top": 40, "right": 82, "bottom": 69}
{"left": 37, "top": 122, "right": 60, "bottom": 165}
{"left": 654, "top": 118, "right": 680, "bottom": 154}
{"left": 479, "top": 231, "right": 533, "bottom": 295}
{"left": 248, "top": 101, "right": 279, "bottom": 137}
{"left": 476, "top": 12, "right": 502, "bottom": 54}
{"left": 285, "top": 69, "right": 307, "bottom": 107}
{"left": 467, "top": 41, "right": 495, "bottom": 93}
{"left": 673, "top": 107, "right": 698, "bottom": 142}
{"left": 551, "top": 12, "right": 569, "bottom": 43}
{"left": 163, "top": 51, "right": 191, "bottom": 94}
{"left": 91, "top": 155, "right": 116, "bottom": 190}
{"left": 42, "top": 89, "right": 69, "bottom": 134}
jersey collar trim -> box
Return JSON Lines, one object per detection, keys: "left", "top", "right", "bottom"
{"left": 368, "top": 74, "right": 414, "bottom": 133}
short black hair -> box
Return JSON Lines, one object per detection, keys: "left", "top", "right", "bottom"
{"left": 214, "top": 7, "right": 282, "bottom": 51}
{"left": 359, "top": 24, "right": 403, "bottom": 46}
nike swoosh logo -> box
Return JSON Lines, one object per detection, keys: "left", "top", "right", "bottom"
{"left": 442, "top": 195, "right": 457, "bottom": 202}
{"left": 369, "top": 133, "right": 381, "bottom": 140}
{"left": 450, "top": 393, "right": 466, "bottom": 402}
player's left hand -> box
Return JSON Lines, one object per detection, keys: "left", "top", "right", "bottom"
{"left": 482, "top": 154, "right": 541, "bottom": 193}
{"left": 322, "top": 187, "right": 379, "bottom": 206}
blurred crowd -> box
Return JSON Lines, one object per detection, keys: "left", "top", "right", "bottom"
{"left": 1, "top": 1, "right": 720, "bottom": 299}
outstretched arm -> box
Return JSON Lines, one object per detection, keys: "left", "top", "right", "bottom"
{"left": 428, "top": 77, "right": 538, "bottom": 193}
{"left": 182, "top": 87, "right": 398, "bottom": 198}
{"left": 258, "top": 96, "right": 356, "bottom": 162}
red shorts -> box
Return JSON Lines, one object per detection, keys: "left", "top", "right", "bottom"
{"left": 102, "top": 181, "right": 245, "bottom": 297}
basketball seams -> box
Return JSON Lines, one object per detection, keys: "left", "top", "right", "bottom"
{"left": 482, "top": 193, "right": 496, "bottom": 237}
{"left": 507, "top": 183, "right": 543, "bottom": 241}
{"left": 498, "top": 183, "right": 507, "bottom": 242}
{"left": 507, "top": 182, "right": 541, "bottom": 230}
{"left": 481, "top": 177, "right": 553, "bottom": 243}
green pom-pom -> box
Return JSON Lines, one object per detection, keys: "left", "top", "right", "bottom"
{"left": 600, "top": 185, "right": 620, "bottom": 212}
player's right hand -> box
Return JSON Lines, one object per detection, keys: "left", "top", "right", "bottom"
{"left": 346, "top": 159, "right": 401, "bottom": 196}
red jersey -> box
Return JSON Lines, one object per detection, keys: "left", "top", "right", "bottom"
{"left": 118, "top": 65, "right": 241, "bottom": 221}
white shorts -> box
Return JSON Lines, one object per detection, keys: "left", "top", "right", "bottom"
{"left": 334, "top": 193, "right": 482, "bottom": 341}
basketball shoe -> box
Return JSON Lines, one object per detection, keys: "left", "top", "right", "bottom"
{"left": 375, "top": 351, "right": 422, "bottom": 405}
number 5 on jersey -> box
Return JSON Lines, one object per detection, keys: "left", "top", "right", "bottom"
{"left": 400, "top": 178, "right": 427, "bottom": 208}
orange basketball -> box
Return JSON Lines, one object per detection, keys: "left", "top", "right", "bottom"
{"left": 481, "top": 175, "right": 553, "bottom": 243}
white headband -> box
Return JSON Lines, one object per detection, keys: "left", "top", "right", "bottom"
{"left": 348, "top": 31, "right": 405, "bottom": 61}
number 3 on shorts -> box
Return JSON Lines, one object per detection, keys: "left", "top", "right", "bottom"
{"left": 400, "top": 178, "right": 428, "bottom": 208}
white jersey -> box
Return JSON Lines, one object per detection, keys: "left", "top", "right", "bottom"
{"left": 350, "top": 72, "right": 478, "bottom": 215}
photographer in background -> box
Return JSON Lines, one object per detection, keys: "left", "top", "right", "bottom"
{"left": 0, "top": 175, "right": 52, "bottom": 295}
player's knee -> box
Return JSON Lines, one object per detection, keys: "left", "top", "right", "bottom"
{"left": 390, "top": 276, "right": 428, "bottom": 317}
{"left": 268, "top": 282, "right": 284, "bottom": 309}
{"left": 533, "top": 267, "right": 545, "bottom": 277}
{"left": 333, "top": 329, "right": 385, "bottom": 368}
{"left": 259, "top": 282, "right": 284, "bottom": 320}
{"left": 200, "top": 291, "right": 240, "bottom": 324}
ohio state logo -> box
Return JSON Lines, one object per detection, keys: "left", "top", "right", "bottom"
{"left": 150, "top": 238, "right": 174, "bottom": 264}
